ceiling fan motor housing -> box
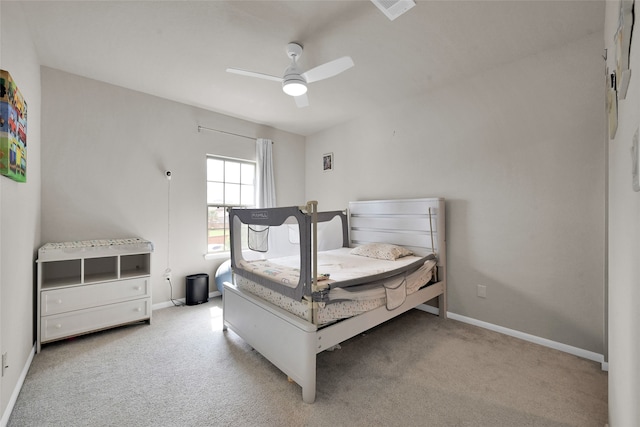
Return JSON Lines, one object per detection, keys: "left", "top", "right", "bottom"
{"left": 282, "top": 44, "right": 307, "bottom": 96}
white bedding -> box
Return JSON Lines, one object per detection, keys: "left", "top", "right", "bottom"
{"left": 235, "top": 248, "right": 437, "bottom": 326}
{"left": 238, "top": 247, "right": 431, "bottom": 289}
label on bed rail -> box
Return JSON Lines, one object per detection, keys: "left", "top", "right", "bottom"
{"left": 251, "top": 211, "right": 269, "bottom": 220}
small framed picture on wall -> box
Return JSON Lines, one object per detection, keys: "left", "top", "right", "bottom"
{"left": 323, "top": 152, "right": 334, "bottom": 172}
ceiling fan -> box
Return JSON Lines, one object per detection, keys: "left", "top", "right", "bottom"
{"left": 226, "top": 42, "right": 354, "bottom": 108}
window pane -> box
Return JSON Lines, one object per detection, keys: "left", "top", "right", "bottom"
{"left": 225, "top": 162, "right": 241, "bottom": 184}
{"left": 207, "top": 206, "right": 228, "bottom": 252}
{"left": 241, "top": 163, "right": 255, "bottom": 185}
{"left": 207, "top": 156, "right": 256, "bottom": 253}
{"left": 207, "top": 158, "right": 224, "bottom": 182}
{"left": 225, "top": 183, "right": 240, "bottom": 205}
{"left": 207, "top": 182, "right": 224, "bottom": 204}
{"left": 241, "top": 184, "right": 255, "bottom": 206}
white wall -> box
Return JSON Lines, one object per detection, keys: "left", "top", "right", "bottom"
{"left": 40, "top": 68, "right": 305, "bottom": 305}
{"left": 306, "top": 32, "right": 606, "bottom": 354}
{"left": 0, "top": 2, "right": 42, "bottom": 422}
{"left": 605, "top": 0, "right": 640, "bottom": 424}
{"left": 0, "top": 0, "right": 614, "bottom": 423}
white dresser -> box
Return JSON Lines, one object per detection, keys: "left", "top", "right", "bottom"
{"left": 37, "top": 238, "right": 153, "bottom": 352}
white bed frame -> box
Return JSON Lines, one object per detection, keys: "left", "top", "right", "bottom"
{"left": 222, "top": 198, "right": 446, "bottom": 403}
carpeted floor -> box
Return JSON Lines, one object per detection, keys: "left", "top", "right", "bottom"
{"left": 8, "top": 298, "right": 607, "bottom": 426}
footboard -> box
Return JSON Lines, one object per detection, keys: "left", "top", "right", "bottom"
{"left": 222, "top": 281, "right": 319, "bottom": 403}
{"left": 223, "top": 278, "right": 446, "bottom": 403}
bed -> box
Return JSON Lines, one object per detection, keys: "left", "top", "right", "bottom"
{"left": 222, "top": 198, "right": 446, "bottom": 403}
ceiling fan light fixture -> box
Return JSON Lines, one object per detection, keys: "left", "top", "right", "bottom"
{"left": 282, "top": 76, "right": 307, "bottom": 96}
{"left": 227, "top": 42, "right": 352, "bottom": 107}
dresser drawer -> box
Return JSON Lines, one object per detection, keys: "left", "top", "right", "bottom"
{"left": 41, "top": 298, "right": 150, "bottom": 343}
{"left": 42, "top": 277, "right": 150, "bottom": 316}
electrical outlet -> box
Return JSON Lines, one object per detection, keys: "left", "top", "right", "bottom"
{"left": 163, "top": 268, "right": 172, "bottom": 281}
{"left": 2, "top": 352, "right": 7, "bottom": 377}
{"left": 477, "top": 284, "right": 487, "bottom": 298}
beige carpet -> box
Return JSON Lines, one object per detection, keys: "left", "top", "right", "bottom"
{"left": 8, "top": 298, "right": 607, "bottom": 426}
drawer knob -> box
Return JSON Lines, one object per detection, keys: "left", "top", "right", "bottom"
{"left": 135, "top": 307, "right": 142, "bottom": 312}
{"left": 57, "top": 299, "right": 63, "bottom": 304}
{"left": 134, "top": 286, "right": 141, "bottom": 291}
{"left": 55, "top": 324, "right": 62, "bottom": 329}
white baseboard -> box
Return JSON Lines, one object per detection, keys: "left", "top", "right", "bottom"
{"left": 415, "top": 304, "right": 606, "bottom": 369}
{"left": 152, "top": 291, "right": 222, "bottom": 311}
{"left": 1, "top": 345, "right": 35, "bottom": 427}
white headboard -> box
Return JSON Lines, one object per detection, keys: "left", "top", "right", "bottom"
{"left": 348, "top": 198, "right": 446, "bottom": 265}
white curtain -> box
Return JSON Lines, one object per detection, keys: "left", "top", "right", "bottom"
{"left": 256, "top": 138, "right": 276, "bottom": 208}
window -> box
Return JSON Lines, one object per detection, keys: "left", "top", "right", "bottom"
{"left": 207, "top": 156, "right": 256, "bottom": 253}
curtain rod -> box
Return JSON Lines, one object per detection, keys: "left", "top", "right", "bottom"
{"left": 197, "top": 125, "right": 256, "bottom": 141}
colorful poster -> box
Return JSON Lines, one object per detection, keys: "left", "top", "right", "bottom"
{"left": 0, "top": 70, "right": 27, "bottom": 183}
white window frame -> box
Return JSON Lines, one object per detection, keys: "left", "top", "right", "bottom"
{"left": 206, "top": 155, "right": 256, "bottom": 254}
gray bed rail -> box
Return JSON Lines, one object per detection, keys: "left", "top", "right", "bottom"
{"left": 229, "top": 203, "right": 348, "bottom": 301}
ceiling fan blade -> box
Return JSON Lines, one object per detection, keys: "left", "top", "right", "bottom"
{"left": 226, "top": 68, "right": 282, "bottom": 83}
{"left": 302, "top": 56, "right": 354, "bottom": 84}
{"left": 294, "top": 93, "right": 309, "bottom": 108}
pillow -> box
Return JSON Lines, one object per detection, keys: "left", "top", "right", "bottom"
{"left": 350, "top": 243, "right": 413, "bottom": 261}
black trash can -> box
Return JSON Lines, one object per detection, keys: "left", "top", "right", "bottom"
{"left": 185, "top": 273, "right": 209, "bottom": 305}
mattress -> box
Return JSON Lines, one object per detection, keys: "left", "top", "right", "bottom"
{"left": 237, "top": 247, "right": 433, "bottom": 290}
{"left": 234, "top": 248, "right": 438, "bottom": 326}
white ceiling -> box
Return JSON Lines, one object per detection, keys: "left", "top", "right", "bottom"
{"left": 18, "top": 0, "right": 604, "bottom": 136}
